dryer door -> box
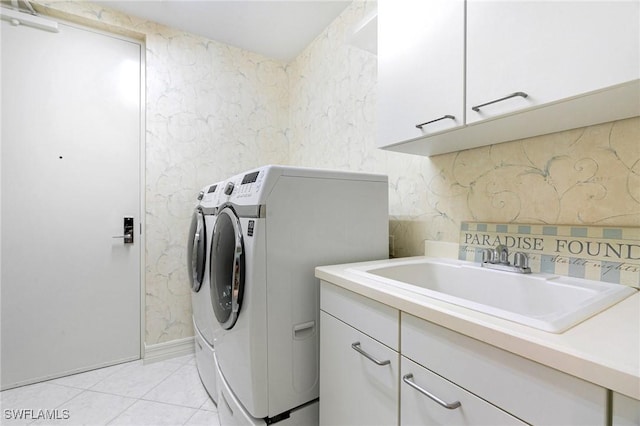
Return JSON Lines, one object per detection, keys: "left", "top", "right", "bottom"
{"left": 210, "top": 207, "right": 245, "bottom": 330}
{"left": 187, "top": 208, "right": 207, "bottom": 292}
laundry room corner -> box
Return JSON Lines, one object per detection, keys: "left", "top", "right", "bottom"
{"left": 4, "top": 0, "right": 639, "bottom": 423}
{"left": 284, "top": 0, "right": 435, "bottom": 259}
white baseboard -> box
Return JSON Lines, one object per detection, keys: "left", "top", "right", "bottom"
{"left": 143, "top": 336, "right": 195, "bottom": 365}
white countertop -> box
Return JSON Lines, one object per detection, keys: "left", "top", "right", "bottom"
{"left": 315, "top": 256, "right": 640, "bottom": 400}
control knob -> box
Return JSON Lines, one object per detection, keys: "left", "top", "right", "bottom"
{"left": 224, "top": 182, "right": 235, "bottom": 195}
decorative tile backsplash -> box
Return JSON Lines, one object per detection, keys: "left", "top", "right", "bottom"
{"left": 459, "top": 222, "right": 640, "bottom": 288}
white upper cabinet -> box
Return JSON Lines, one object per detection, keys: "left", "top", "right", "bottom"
{"left": 378, "top": 0, "right": 640, "bottom": 156}
{"left": 377, "top": 0, "right": 465, "bottom": 148}
{"left": 466, "top": 0, "right": 640, "bottom": 123}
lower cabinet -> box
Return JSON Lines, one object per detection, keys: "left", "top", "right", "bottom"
{"left": 612, "top": 392, "right": 640, "bottom": 426}
{"left": 319, "top": 281, "right": 610, "bottom": 426}
{"left": 319, "top": 311, "right": 399, "bottom": 426}
{"left": 402, "top": 314, "right": 608, "bottom": 425}
{"left": 400, "top": 357, "right": 525, "bottom": 425}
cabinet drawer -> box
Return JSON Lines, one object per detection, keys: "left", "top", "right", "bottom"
{"left": 320, "top": 311, "right": 399, "bottom": 426}
{"left": 320, "top": 281, "right": 399, "bottom": 350}
{"left": 401, "top": 356, "right": 525, "bottom": 426}
{"left": 613, "top": 392, "right": 640, "bottom": 426}
{"left": 401, "top": 313, "right": 607, "bottom": 425}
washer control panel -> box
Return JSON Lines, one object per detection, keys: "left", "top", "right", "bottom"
{"left": 223, "top": 169, "right": 266, "bottom": 204}
{"left": 200, "top": 183, "right": 220, "bottom": 207}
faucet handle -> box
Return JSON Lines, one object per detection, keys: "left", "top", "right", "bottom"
{"left": 482, "top": 248, "right": 501, "bottom": 264}
{"left": 513, "top": 252, "right": 529, "bottom": 269}
{"left": 495, "top": 245, "right": 509, "bottom": 264}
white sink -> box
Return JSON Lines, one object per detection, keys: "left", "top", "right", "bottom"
{"left": 348, "top": 257, "right": 637, "bottom": 333}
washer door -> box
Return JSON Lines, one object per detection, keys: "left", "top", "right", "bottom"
{"left": 210, "top": 207, "right": 245, "bottom": 330}
{"left": 187, "top": 208, "right": 207, "bottom": 292}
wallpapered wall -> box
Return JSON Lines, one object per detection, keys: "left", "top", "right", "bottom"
{"left": 34, "top": 0, "right": 639, "bottom": 347}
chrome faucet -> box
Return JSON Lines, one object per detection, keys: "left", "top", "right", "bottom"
{"left": 481, "top": 245, "right": 531, "bottom": 274}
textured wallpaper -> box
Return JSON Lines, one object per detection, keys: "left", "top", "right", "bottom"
{"left": 424, "top": 119, "right": 640, "bottom": 242}
{"left": 34, "top": 0, "right": 640, "bottom": 347}
{"left": 143, "top": 30, "right": 289, "bottom": 344}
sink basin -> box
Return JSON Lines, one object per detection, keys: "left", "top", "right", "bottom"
{"left": 348, "top": 257, "right": 637, "bottom": 333}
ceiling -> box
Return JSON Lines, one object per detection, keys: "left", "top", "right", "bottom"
{"left": 91, "top": 0, "right": 352, "bottom": 62}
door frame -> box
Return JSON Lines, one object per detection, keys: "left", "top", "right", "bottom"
{"left": 138, "top": 34, "right": 147, "bottom": 361}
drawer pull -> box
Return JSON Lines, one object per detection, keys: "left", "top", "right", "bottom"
{"left": 402, "top": 373, "right": 462, "bottom": 410}
{"left": 351, "top": 342, "right": 390, "bottom": 366}
{"left": 415, "top": 114, "right": 455, "bottom": 129}
{"left": 471, "top": 92, "right": 529, "bottom": 112}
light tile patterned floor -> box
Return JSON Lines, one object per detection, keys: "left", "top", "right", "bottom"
{"left": 0, "top": 354, "right": 220, "bottom": 426}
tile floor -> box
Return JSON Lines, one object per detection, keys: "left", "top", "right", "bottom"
{"left": 0, "top": 354, "right": 220, "bottom": 426}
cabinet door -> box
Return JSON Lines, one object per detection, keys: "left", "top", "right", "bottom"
{"left": 466, "top": 0, "right": 640, "bottom": 123}
{"left": 377, "top": 0, "right": 464, "bottom": 147}
{"left": 612, "top": 392, "right": 640, "bottom": 426}
{"left": 401, "top": 357, "right": 526, "bottom": 426}
{"left": 319, "top": 311, "right": 399, "bottom": 426}
{"left": 402, "top": 314, "right": 607, "bottom": 425}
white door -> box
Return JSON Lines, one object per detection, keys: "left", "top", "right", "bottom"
{"left": 1, "top": 18, "right": 142, "bottom": 389}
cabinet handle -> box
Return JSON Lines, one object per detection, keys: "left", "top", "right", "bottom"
{"left": 351, "top": 342, "right": 390, "bottom": 366}
{"left": 471, "top": 91, "right": 529, "bottom": 112}
{"left": 402, "top": 373, "right": 462, "bottom": 410}
{"left": 415, "top": 114, "right": 455, "bottom": 129}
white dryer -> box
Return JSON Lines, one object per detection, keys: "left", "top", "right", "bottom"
{"left": 187, "top": 182, "right": 222, "bottom": 403}
{"left": 210, "top": 165, "right": 389, "bottom": 424}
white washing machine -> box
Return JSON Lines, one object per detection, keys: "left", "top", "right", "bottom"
{"left": 187, "top": 182, "right": 222, "bottom": 403}
{"left": 210, "top": 165, "right": 389, "bottom": 424}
